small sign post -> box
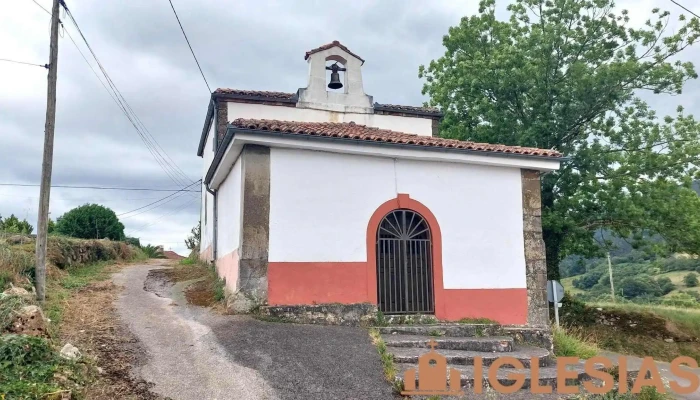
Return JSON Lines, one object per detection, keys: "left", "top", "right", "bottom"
{"left": 547, "top": 280, "right": 564, "bottom": 327}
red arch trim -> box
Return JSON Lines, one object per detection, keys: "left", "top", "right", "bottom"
{"left": 366, "top": 193, "right": 446, "bottom": 318}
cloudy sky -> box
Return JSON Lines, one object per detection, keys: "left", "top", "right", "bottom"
{"left": 1, "top": 0, "right": 698, "bottom": 256}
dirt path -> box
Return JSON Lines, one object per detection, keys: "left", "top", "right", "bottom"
{"left": 113, "top": 261, "right": 393, "bottom": 400}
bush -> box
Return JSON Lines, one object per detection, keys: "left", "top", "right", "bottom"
{"left": 662, "top": 293, "right": 700, "bottom": 308}
{"left": 619, "top": 276, "right": 658, "bottom": 299}
{"left": 55, "top": 204, "right": 125, "bottom": 240}
{"left": 124, "top": 236, "right": 141, "bottom": 248}
{"left": 559, "top": 293, "right": 596, "bottom": 326}
{"left": 683, "top": 273, "right": 699, "bottom": 288}
{"left": 654, "top": 277, "right": 675, "bottom": 295}
{"left": 573, "top": 270, "right": 604, "bottom": 290}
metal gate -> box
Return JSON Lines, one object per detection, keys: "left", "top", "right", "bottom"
{"left": 376, "top": 209, "right": 434, "bottom": 314}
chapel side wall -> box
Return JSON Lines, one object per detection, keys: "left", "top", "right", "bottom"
{"left": 226, "top": 102, "right": 434, "bottom": 137}
{"left": 267, "top": 147, "right": 528, "bottom": 323}
{"left": 215, "top": 158, "right": 242, "bottom": 292}
{"left": 200, "top": 120, "right": 216, "bottom": 261}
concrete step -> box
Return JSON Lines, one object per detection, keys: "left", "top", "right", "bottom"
{"left": 397, "top": 362, "right": 589, "bottom": 391}
{"left": 382, "top": 334, "right": 514, "bottom": 352}
{"left": 377, "top": 323, "right": 502, "bottom": 337}
{"left": 389, "top": 346, "right": 550, "bottom": 367}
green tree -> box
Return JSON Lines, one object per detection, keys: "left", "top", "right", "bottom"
{"left": 47, "top": 218, "right": 55, "bottom": 234}
{"left": 684, "top": 272, "right": 699, "bottom": 287}
{"left": 0, "top": 214, "right": 33, "bottom": 234}
{"left": 421, "top": 0, "right": 700, "bottom": 278}
{"left": 55, "top": 204, "right": 125, "bottom": 240}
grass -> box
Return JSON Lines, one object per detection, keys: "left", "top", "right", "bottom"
{"left": 553, "top": 326, "right": 598, "bottom": 359}
{"left": 0, "top": 334, "right": 91, "bottom": 399}
{"left": 168, "top": 257, "right": 226, "bottom": 307}
{"left": 590, "top": 301, "right": 700, "bottom": 338}
{"left": 368, "top": 328, "right": 403, "bottom": 394}
{"left": 44, "top": 261, "right": 117, "bottom": 329}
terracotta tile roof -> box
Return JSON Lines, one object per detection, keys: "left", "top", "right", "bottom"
{"left": 304, "top": 41, "right": 365, "bottom": 64}
{"left": 374, "top": 103, "right": 442, "bottom": 116}
{"left": 213, "top": 88, "right": 296, "bottom": 100}
{"left": 229, "top": 119, "right": 563, "bottom": 158}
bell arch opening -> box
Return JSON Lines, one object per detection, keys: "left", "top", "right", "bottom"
{"left": 376, "top": 209, "right": 435, "bottom": 314}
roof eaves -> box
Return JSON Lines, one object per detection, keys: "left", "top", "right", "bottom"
{"left": 197, "top": 97, "right": 215, "bottom": 157}
{"left": 228, "top": 126, "right": 567, "bottom": 162}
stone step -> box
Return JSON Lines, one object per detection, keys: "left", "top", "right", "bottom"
{"left": 397, "top": 362, "right": 589, "bottom": 392}
{"left": 377, "top": 323, "right": 502, "bottom": 337}
{"left": 382, "top": 334, "right": 514, "bottom": 352}
{"left": 389, "top": 346, "right": 551, "bottom": 367}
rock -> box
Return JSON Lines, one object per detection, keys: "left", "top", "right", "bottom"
{"left": 5, "top": 235, "right": 33, "bottom": 245}
{"left": 96, "top": 367, "right": 105, "bottom": 374}
{"left": 60, "top": 343, "right": 81, "bottom": 360}
{"left": 2, "top": 285, "right": 33, "bottom": 299}
{"left": 8, "top": 305, "right": 48, "bottom": 337}
{"left": 664, "top": 338, "right": 674, "bottom": 343}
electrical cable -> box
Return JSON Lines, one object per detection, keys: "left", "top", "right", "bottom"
{"left": 167, "top": 0, "right": 211, "bottom": 93}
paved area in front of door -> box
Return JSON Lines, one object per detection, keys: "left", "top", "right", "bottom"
{"left": 113, "top": 262, "right": 394, "bottom": 400}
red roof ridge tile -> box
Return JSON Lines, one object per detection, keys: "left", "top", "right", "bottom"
{"left": 228, "top": 119, "right": 562, "bottom": 159}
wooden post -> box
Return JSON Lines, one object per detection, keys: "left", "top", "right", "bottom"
{"left": 35, "top": 0, "right": 61, "bottom": 302}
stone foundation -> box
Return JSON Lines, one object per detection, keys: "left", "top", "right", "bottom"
{"left": 260, "top": 303, "right": 378, "bottom": 326}
{"left": 521, "top": 169, "right": 549, "bottom": 327}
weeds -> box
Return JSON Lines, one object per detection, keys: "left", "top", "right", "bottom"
{"left": 553, "top": 326, "right": 598, "bottom": 359}
{"left": 0, "top": 294, "right": 31, "bottom": 331}
{"left": 428, "top": 329, "right": 443, "bottom": 337}
{"left": 0, "top": 334, "right": 91, "bottom": 398}
{"left": 368, "top": 328, "right": 403, "bottom": 394}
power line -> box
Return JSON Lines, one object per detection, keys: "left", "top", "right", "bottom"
{"left": 167, "top": 0, "right": 211, "bottom": 93}
{"left": 117, "top": 180, "right": 200, "bottom": 217}
{"left": 670, "top": 0, "right": 700, "bottom": 19}
{"left": 0, "top": 183, "right": 200, "bottom": 192}
{"left": 30, "top": 0, "right": 51, "bottom": 15}
{"left": 30, "top": 0, "right": 192, "bottom": 187}
{"left": 0, "top": 58, "right": 48, "bottom": 69}
{"left": 57, "top": 2, "right": 195, "bottom": 187}
{"left": 127, "top": 195, "right": 199, "bottom": 234}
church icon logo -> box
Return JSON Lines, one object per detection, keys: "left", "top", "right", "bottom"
{"left": 401, "top": 339, "right": 464, "bottom": 396}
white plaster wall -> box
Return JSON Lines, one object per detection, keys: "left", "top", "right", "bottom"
{"left": 269, "top": 148, "right": 526, "bottom": 290}
{"left": 200, "top": 120, "right": 215, "bottom": 254}
{"left": 228, "top": 102, "right": 433, "bottom": 137}
{"left": 216, "top": 158, "right": 242, "bottom": 256}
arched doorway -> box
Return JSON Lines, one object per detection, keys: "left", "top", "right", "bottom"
{"left": 376, "top": 209, "right": 434, "bottom": 314}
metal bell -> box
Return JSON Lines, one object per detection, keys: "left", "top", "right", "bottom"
{"left": 327, "top": 64, "right": 343, "bottom": 89}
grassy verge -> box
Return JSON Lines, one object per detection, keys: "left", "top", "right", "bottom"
{"left": 553, "top": 326, "right": 598, "bottom": 359}
{"left": 368, "top": 328, "right": 402, "bottom": 394}
{"left": 166, "top": 257, "right": 225, "bottom": 307}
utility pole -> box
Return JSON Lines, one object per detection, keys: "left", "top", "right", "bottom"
{"left": 35, "top": 0, "right": 61, "bottom": 302}
{"left": 607, "top": 252, "right": 615, "bottom": 302}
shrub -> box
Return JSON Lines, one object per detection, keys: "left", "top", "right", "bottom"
{"left": 654, "top": 277, "right": 675, "bottom": 295}
{"left": 662, "top": 293, "right": 700, "bottom": 308}
{"left": 124, "top": 236, "right": 141, "bottom": 248}
{"left": 559, "top": 293, "right": 596, "bottom": 326}
{"left": 55, "top": 204, "right": 125, "bottom": 240}
{"left": 573, "top": 270, "right": 604, "bottom": 290}
{"left": 684, "top": 273, "right": 699, "bottom": 288}
{"left": 619, "top": 276, "right": 658, "bottom": 299}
